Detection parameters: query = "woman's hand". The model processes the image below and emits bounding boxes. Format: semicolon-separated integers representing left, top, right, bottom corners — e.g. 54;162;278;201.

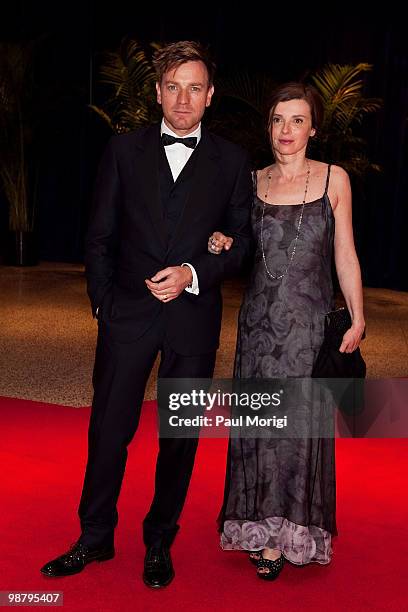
339;323;365;353
208;231;234;255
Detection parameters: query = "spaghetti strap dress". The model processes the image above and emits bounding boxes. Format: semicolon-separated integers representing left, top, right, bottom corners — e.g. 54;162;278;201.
219;165;337;565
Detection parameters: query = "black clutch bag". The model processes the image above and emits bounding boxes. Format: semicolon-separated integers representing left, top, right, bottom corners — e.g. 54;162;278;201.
323;306;366;349
312;307;366;416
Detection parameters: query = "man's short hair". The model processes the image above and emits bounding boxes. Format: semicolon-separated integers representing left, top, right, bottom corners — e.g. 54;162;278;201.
153;40;216;87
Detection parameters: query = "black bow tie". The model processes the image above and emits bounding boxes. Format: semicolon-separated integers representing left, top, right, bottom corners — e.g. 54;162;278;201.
161;133;197;149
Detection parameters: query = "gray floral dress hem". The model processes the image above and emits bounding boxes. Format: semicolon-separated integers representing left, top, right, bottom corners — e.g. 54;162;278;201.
221;517;332;565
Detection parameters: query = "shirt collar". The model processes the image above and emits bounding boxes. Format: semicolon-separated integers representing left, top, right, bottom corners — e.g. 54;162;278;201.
160;119;201;144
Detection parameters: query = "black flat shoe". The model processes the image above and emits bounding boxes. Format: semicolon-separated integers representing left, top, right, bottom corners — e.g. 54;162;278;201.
40;541;115;577
256;554;284;581
143;546;174;588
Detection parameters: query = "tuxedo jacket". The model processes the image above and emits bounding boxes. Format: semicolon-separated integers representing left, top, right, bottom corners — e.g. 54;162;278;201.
85;123;252;355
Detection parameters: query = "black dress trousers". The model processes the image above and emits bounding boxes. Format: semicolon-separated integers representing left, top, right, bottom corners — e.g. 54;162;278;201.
78;313;216;549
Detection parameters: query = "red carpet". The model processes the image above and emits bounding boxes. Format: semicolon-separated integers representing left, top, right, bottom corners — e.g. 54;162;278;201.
0;396;407;612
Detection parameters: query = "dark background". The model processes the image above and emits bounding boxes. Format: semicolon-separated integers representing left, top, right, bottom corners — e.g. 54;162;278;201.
1;3;407;289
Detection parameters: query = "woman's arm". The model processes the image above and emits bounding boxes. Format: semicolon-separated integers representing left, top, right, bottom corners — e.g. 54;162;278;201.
331;165;365;353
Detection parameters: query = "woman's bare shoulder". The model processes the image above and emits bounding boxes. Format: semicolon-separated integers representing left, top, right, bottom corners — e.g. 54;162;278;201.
309;160;348;175
309;160;350;188
329;165;351;194
330;164;349;179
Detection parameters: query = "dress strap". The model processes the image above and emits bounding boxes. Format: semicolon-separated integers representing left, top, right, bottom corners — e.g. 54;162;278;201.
324;164;332;194
251;170;258;200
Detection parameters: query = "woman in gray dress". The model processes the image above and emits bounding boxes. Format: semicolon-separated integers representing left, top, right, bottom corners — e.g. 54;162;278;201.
208;83;365;580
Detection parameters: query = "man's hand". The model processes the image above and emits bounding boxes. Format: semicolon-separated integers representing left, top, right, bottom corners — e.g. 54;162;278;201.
145;266;193;303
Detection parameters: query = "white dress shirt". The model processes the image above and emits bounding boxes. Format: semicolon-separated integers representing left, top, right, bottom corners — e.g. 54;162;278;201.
161;119;201;180
161;119;200;295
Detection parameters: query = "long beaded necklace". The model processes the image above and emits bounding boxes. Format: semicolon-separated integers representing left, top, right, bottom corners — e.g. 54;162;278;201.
260;159;311;280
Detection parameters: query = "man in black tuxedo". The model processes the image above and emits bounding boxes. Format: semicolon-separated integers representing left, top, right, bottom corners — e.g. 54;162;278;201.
40;41;252;587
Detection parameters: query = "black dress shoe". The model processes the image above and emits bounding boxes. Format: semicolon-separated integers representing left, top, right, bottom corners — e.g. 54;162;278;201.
40;541;115;577
143;546;174;588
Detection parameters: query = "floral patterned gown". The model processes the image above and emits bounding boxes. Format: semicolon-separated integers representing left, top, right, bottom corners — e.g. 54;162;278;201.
219;166;337;565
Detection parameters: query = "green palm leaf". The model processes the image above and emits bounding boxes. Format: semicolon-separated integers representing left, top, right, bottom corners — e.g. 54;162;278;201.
91;38;160;133
214;71;276;117
311;63;382;174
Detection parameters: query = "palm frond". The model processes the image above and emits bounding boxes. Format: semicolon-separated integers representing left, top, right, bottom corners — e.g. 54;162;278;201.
91;38;160;134
310;63;382;175
215;70;276;117
88;105;113;129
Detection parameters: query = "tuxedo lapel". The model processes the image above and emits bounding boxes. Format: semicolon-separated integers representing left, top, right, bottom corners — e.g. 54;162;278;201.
166;127;221;253
159;142;174;185
135;124;168;250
